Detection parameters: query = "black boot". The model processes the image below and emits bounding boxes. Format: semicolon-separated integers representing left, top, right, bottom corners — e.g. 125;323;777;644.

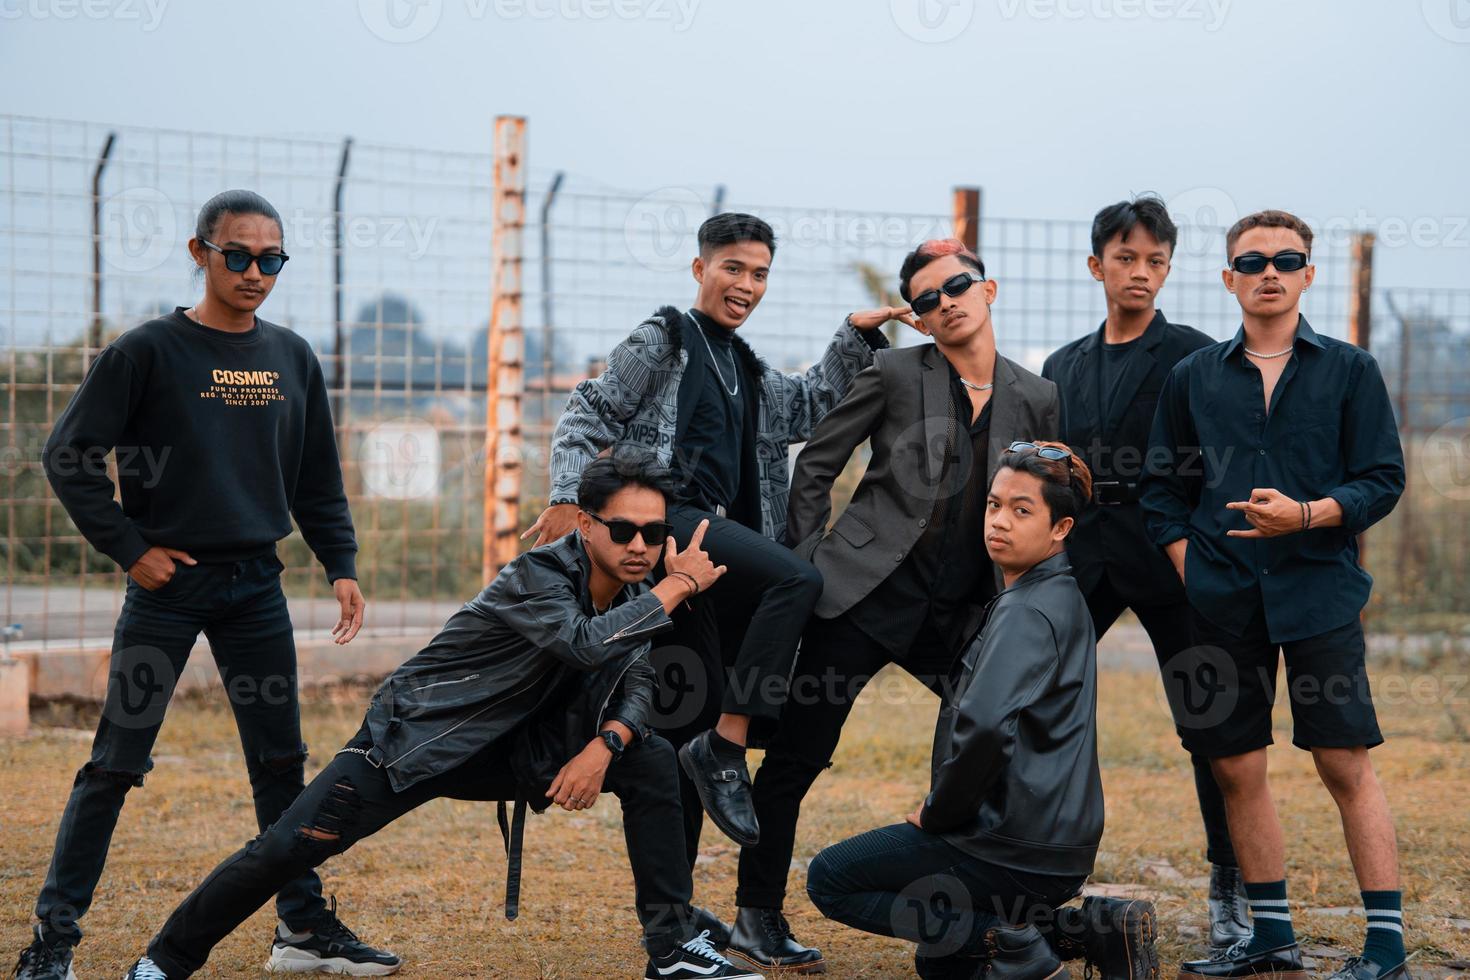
727;907;825;974
678;731;759;846
982;923;1064;980
1048;897;1159;980
1207;865;1252;957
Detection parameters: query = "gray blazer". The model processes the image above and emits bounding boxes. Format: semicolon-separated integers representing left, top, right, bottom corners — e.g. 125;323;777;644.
787;342;1059;620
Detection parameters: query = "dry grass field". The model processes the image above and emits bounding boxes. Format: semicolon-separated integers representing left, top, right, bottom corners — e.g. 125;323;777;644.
3;653;1468;978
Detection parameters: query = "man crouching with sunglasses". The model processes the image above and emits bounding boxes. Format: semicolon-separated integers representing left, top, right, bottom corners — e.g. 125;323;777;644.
123;453;765;980
1143;211;1407;980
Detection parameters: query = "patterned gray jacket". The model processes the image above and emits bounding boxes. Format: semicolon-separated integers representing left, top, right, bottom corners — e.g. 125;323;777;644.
548;305;886;543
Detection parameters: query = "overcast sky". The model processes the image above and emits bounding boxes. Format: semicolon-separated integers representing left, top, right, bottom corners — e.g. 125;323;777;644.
3;0;1468;293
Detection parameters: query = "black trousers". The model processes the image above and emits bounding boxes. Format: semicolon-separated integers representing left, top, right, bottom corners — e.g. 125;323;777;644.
651;504;823;868
146;733;694;978
1084;574;1236;868
737;611;955;909
806;822;1084;980
35;556;324;946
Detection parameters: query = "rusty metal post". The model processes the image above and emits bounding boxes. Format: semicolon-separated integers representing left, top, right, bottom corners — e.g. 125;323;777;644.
952;186;981;254
1348;232;1374;350
1346;233;1376;577
483;116;527;583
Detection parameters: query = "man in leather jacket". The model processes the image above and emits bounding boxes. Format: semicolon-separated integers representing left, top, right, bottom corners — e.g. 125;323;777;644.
122;454;762;980
806;442;1158;980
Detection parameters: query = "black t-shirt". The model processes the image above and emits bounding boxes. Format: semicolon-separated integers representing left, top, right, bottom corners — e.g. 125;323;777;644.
1099;335;1142;423
41;308;357;580
846;368;996;655
679;309;745;513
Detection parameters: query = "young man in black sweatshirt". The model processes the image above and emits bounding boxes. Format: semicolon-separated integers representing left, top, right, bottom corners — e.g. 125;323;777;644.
14;191;392;980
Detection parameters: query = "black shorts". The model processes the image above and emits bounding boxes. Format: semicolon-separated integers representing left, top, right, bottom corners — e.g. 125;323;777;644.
1170;604;1383;758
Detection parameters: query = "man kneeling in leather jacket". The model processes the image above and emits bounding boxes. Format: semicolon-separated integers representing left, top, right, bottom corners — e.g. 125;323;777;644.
806;441;1161;980
122;453;764;980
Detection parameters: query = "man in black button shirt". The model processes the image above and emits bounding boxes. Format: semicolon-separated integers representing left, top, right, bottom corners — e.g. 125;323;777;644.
1142;210;1409;980
1042;197;1246;958
724;239;1059;974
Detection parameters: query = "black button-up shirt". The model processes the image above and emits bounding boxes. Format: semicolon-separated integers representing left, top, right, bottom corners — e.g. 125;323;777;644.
1140;317;1404;643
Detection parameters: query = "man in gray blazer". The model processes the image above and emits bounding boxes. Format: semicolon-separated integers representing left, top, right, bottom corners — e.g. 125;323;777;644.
724;239;1060;975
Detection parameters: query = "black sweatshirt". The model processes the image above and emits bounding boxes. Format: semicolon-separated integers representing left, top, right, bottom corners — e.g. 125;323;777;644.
42;308;357;581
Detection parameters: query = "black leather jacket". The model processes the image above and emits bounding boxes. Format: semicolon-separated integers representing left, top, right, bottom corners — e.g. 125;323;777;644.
360;533;671;793
921;552;1103;876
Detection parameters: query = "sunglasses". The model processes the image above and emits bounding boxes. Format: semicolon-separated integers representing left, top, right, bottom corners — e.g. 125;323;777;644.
585;511;673;547
1008;440;1073;462
910;271;986;316
201;239;290;276
1229;250;1308;275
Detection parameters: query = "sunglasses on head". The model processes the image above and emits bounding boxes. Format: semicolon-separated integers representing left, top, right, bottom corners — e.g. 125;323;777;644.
1229;250;1308;275
1007;440;1076;486
585;511;673;547
910;271;985;316
201;239;290;276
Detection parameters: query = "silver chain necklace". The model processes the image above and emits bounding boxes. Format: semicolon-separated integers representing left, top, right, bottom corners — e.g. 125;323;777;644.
958;377;993;392
693;311;739;397
1243;345;1293;359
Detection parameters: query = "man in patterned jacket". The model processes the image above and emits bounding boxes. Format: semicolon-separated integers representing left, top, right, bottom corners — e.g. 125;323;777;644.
524;212;889;872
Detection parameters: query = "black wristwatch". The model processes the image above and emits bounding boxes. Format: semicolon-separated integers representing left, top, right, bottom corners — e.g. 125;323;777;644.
597;729;625;760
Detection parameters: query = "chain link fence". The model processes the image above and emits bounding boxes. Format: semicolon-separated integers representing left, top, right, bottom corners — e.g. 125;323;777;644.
3;114;1466;650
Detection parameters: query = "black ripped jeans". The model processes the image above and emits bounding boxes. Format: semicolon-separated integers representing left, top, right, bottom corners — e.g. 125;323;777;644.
145;731;695;978
34;555;325;946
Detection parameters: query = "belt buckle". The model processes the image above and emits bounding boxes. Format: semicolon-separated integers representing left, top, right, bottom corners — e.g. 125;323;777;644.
714;505;727;519
1093;481;1125;507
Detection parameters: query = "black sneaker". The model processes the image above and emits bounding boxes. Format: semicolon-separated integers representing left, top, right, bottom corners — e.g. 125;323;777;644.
678;730;759;847
124;956;170;979
727;907;825;974
646;930;765;979
266;898;401;975
12;927;75;980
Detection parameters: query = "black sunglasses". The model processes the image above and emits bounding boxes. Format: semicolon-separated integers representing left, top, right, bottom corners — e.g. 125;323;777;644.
201;239;290;276
1230;250;1308;275
586;511;673;547
1007;440;1073;462
910;271;986;316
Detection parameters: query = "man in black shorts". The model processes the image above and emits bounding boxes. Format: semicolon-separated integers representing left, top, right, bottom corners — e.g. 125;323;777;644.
1143;210;1408;980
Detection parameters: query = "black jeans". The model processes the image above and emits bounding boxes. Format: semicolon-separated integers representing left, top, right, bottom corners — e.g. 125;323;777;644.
737;611;955;909
806;822;1084;979
1084;574;1237;868
146;731;694;977
34;555;324;946
652;504;823;867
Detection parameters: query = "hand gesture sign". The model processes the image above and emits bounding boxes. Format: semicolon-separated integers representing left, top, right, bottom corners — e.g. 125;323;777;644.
1225;488;1302;538
663;518;727;594
848;306;920;333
